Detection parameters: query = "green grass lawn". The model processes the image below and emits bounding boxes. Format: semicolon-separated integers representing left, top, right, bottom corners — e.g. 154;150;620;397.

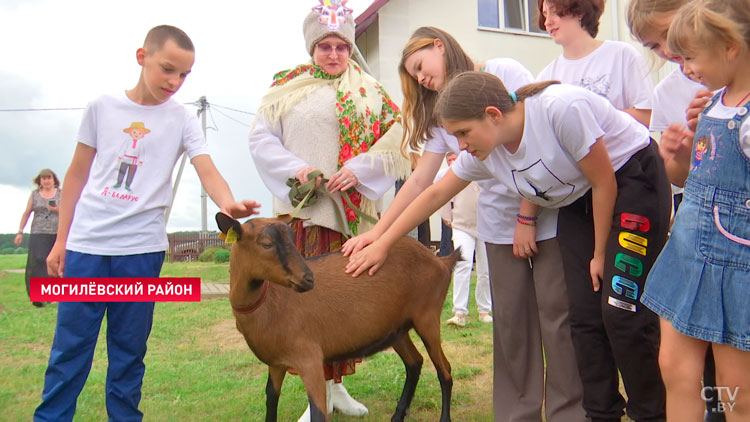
0;253;27;270
0;259;497;421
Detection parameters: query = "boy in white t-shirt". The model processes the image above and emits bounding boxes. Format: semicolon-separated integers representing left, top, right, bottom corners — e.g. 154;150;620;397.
537;0;653;127
35;25;260;422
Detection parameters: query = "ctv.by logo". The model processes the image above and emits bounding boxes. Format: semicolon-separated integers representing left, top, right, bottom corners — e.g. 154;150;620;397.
701;386;740;413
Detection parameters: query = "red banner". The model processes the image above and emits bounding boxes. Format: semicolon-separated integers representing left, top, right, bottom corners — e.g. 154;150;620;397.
29;278;201;302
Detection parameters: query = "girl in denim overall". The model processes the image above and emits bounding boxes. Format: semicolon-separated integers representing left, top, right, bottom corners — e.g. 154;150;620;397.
641;0;750;420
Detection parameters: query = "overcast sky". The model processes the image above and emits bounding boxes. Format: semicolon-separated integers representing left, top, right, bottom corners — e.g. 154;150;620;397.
0;0;376;233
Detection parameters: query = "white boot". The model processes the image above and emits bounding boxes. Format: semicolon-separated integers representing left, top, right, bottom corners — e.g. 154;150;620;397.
329;380;369;416
296;380;334;422
296;405;311;422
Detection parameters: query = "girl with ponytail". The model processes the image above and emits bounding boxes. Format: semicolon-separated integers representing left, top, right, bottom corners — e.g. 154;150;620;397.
347;72;672;422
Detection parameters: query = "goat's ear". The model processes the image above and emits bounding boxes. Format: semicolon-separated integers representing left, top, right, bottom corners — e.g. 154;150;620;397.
215;212;243;240
276;213;309;225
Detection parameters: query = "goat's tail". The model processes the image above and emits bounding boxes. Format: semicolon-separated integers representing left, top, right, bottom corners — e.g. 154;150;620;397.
439;247;463;273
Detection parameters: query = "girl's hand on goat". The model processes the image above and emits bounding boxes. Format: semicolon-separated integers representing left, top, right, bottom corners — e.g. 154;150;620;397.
221;200;262;219
344;241;388;277
341;230;379;257
512;223;538;259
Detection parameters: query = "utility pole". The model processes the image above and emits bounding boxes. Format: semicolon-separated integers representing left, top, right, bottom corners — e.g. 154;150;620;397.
198;96;208;233
164;96;209;232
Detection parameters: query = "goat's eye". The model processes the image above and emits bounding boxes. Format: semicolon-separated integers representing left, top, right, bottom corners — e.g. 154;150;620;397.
260;242;273;250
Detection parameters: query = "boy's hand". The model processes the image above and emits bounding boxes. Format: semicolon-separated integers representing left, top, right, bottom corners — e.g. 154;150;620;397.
221;200;261;219
46;242;66;277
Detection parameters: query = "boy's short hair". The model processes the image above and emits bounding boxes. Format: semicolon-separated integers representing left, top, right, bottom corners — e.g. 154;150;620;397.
143;25;194;53
537;0;605;38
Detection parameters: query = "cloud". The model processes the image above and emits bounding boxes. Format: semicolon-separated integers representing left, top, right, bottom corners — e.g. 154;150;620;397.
0;71;78;187
0;0;374;233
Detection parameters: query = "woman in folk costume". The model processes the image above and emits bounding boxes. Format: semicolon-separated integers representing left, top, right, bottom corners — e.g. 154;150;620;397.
248;5;411;421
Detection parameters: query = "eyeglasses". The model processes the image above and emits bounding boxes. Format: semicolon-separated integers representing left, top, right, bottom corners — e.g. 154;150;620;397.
316;42;351;55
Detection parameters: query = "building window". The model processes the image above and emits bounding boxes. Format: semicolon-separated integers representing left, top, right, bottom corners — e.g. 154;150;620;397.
478;0;546;34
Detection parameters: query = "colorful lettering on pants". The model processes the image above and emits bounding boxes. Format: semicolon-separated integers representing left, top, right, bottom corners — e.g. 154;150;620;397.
610;213;650;312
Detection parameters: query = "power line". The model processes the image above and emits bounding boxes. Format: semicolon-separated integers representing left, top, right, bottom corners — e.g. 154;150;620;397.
206;107;219;132
211;106;251;128
211;103;256;115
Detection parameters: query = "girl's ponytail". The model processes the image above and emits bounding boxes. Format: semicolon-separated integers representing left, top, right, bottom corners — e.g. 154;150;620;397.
436;71;558;121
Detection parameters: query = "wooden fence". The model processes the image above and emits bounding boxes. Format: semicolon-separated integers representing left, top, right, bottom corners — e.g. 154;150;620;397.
167;232;226;262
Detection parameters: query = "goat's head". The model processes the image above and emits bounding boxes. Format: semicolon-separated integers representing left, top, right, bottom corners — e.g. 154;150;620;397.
215;213;314;292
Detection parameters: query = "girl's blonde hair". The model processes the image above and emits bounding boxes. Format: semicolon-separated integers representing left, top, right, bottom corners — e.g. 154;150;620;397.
626;0;691;43
398;27;473;156
668;0;750;59
436;71;559;121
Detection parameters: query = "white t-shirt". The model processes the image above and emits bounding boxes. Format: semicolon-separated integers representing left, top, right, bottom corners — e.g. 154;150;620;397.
423;58;558;244
67;93;209;255
705;89;750;158
536;40;653;110
650;68;706;132
452;84;650;209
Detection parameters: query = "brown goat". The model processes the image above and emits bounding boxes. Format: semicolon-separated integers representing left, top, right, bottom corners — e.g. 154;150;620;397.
216;213;460;422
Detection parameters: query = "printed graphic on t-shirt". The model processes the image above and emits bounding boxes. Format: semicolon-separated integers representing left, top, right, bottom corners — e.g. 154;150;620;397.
114;122;149;191
577;75;611;98
100;121;150;203
511;159;575;206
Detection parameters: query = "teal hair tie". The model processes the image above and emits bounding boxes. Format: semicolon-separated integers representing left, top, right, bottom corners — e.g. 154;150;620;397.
509;91;517;103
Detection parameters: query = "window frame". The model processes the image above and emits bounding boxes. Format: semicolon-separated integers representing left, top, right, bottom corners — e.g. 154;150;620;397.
478;0;550;38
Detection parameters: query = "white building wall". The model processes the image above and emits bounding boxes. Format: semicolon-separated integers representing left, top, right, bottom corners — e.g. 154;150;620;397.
357;0;630;102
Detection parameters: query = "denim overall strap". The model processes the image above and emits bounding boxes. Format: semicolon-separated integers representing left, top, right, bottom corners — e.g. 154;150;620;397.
685;89;750;252
688;91;750;190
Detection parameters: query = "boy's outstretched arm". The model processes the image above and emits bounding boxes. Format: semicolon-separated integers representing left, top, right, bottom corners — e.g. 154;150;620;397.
47;143;96;277
192;155;261;219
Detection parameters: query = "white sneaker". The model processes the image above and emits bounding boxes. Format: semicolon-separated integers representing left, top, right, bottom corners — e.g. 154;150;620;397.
329;380;368;416
446;314;467;326
478;313;493;323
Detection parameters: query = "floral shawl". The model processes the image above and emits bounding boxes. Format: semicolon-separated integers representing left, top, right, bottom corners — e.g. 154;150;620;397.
253;60;410;235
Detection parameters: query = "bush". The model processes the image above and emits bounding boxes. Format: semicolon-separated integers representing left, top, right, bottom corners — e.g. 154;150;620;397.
213;249;230;263
14;247;27;254
198;247;223;262
0;247;15;255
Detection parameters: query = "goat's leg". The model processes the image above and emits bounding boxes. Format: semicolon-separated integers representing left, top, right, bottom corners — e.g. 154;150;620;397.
415;322;452;422
297;362;328;422
390;333;424;422
265;366;286;422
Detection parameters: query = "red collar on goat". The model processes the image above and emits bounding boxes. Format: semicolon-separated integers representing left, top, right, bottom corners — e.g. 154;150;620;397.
231;280;270;314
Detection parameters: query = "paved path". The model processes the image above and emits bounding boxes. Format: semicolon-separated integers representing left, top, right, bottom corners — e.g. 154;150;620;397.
201;282;229;299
